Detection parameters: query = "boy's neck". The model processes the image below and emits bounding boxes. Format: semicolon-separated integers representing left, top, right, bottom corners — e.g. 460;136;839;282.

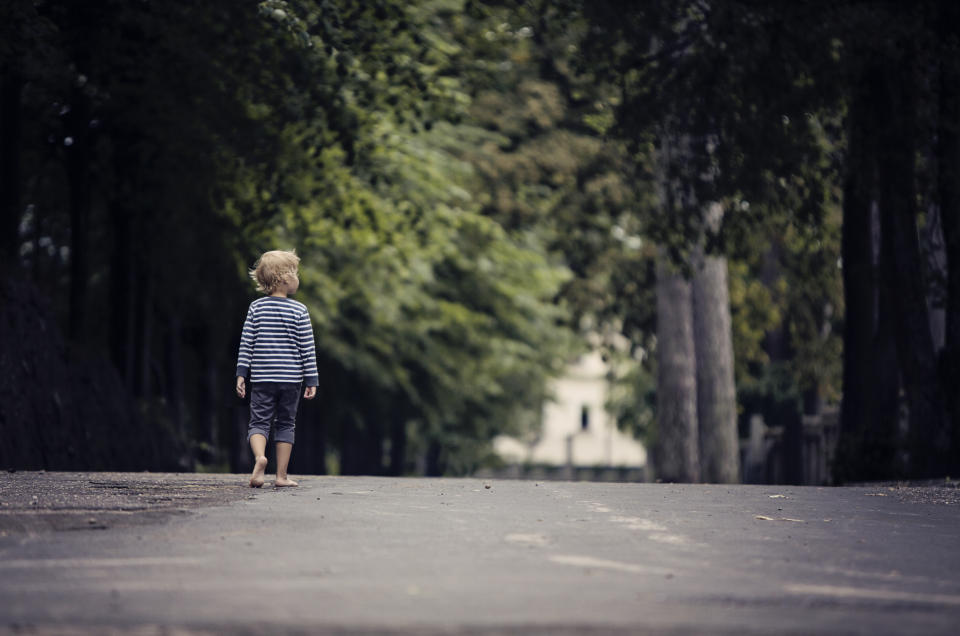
269;292;288;298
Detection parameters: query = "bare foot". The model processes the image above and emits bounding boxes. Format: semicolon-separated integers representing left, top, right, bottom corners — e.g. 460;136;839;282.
249;456;268;488
274;477;299;487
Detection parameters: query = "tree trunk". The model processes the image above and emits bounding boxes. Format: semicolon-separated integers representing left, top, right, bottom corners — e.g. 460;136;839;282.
872;194;903;478
133;261;154;399
109;202;135;385
388;412;407;476
837;69;877;483
878;44;951;478
937;7;960;475
312;405;327;475
425;438;444;477
837;63;903;482
691;205;739;483
655;255;700;482
195;332;219;465
0;65;21;271
65;85;92;341
366;411;384;476
164;313;189;467
339;411;359;474
340;401;383;475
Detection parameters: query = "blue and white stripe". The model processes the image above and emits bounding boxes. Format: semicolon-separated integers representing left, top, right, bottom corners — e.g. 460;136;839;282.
236;296;319;386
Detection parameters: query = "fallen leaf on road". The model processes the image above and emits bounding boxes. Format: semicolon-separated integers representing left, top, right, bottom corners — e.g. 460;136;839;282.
505;533;549;547
755;515;806;522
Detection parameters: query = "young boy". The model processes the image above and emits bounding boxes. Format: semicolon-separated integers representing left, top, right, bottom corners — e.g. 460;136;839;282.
235;250;318;488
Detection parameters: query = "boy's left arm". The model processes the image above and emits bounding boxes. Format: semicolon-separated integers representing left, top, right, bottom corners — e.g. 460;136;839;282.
299;309;319;399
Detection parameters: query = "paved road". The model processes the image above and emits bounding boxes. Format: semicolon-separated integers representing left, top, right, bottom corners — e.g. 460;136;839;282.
1;473;959;635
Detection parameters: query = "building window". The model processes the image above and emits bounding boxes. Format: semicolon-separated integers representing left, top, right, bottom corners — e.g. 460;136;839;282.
580;405;590;431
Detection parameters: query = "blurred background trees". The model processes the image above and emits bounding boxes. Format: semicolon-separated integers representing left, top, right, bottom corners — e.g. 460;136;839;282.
1;0;957;482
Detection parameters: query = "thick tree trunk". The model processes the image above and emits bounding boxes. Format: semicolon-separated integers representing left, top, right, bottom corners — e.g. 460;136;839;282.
921;204;947;353
691;205;739;483
133;262;154;399
652;129;700;483
164;314;188;465
873;210;902;478
838;71;877;483
937;9;960;475
110;202;135;385
655;256;700;482
0;66;21;271
837;65;902;482
878;45;951;478
65;86;92;341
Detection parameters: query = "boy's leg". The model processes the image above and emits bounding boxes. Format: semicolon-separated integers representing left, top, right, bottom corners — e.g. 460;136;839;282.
273;384;301;487
247;383;277;488
249;434;268;488
275;442;296;486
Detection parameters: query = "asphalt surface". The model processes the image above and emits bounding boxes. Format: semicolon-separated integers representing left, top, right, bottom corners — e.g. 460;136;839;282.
1;472;959;635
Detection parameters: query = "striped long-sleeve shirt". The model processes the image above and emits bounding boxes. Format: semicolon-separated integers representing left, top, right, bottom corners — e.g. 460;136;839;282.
236;296;319;386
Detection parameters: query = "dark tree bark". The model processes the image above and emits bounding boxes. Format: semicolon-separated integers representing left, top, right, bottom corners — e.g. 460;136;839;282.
388;411;407;476
132;260;154;399
311;404;327;475
877;43;951;478
425;438;444;477
62;1;99;341
873;234;902;477
655;256;700;482
339;397;384;475
365;406;384;476
937;5;960;474
0;66;21;272
65;84;92;341
836;63;902;483
109;202;135;385
339;412;359;474
838;70;877;482
196;332;219;460
164;314;188;464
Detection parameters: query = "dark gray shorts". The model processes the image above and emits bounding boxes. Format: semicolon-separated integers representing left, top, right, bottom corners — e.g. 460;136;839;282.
248;382;301;444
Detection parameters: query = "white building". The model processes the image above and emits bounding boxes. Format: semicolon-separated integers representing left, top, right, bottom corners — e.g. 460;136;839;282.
493;350;647;473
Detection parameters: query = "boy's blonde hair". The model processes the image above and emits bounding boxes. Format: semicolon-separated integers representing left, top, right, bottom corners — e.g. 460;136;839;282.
250;250;300;294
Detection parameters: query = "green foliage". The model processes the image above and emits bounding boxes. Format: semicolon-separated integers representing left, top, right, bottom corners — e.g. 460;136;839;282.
737;362;803;438
606;352;657;447
240;0;577;473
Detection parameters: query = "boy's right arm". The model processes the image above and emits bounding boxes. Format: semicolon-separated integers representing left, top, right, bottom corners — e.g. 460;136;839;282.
236;305;256;395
